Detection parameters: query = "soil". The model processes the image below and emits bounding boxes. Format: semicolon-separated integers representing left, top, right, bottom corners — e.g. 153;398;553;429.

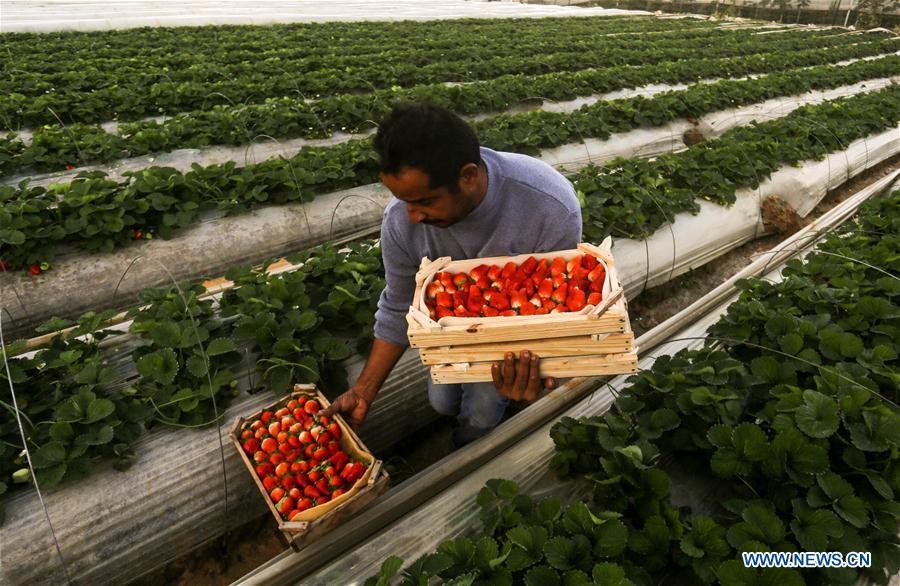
132;155;900;585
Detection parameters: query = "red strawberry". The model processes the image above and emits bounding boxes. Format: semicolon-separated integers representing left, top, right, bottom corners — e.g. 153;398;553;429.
453;305;468;317
134;230;143;240
437;306;454;319
308;469;322;483
426;281;444;299
529;295;542;308
566;255;582;275
316;478;329;494
501;261;517;279
469;264;489;282
500;310;518;316
278;442;293;456
523;280;535;297
509;290;528;310
567;288;586;311
467;285;484;314
531;259;549;283
275;407;290;418
538;279;553;299
437;272;453;288
317;494;332;505
282;475;297;490
520;256;538;276
550;257;566;277
551;305;569;314
588;264;606;283
304;485;322;499
475;276;491;290
329;474;344;488
243;438;259;454
297;498;314;512
583;254;599;270
543;299;557;311
435;292;453;308
331;488;346;499
289;487;302;501
587;292;602;306
304;400;321;415
296;473;310;487
28;264;42;276
488;291;509;311
453;273;469;288
305;444;318;459
487;265;502;282
483;306;500;317
552;273;567;288
263;476;279;491
261;437;277;453
275;462;290;477
277;497;296;516
590;278;603;293
520;301;536;316
260;411;274;423
256;463;273;477
551;283;568;304
327;422;341;439
313;446;329;461
329;451;349;472
453;289;468;307
270;487;285;502
535;307;549;315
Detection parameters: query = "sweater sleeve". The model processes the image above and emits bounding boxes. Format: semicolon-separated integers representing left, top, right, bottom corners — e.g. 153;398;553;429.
373;219;418;348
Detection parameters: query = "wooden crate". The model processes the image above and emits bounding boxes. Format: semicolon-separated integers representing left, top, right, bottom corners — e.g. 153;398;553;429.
406;243;638;384
229;383;389;551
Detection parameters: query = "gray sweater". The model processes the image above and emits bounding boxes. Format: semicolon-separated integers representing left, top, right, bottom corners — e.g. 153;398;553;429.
374;147;583;347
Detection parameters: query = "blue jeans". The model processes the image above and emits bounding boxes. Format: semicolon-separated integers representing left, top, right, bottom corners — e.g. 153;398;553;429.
427;378;509;447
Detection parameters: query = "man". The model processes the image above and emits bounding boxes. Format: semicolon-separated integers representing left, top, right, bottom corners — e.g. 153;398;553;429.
323;102;582;446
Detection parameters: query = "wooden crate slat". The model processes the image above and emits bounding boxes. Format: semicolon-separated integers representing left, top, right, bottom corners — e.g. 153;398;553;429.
418;332;634;365
430;352;639;384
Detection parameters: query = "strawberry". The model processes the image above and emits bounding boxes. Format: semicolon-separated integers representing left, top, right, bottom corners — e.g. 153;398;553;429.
269;453;285;465
509;290;528;311
551;304;569;314
467;285;484;314
328;474;344;488
469;264;489;282
308;469;322;483
551;283;568;304
500;310;518;316
304;400;321;415
316;478;329;494
531;259;549;283
263;476;279;492
329;451;349;472
543;299;557;311
292;407;305;421
588;264;606;283
331;488;346;499
520;301;536;316
275;407;290;418
453;273;469;288
277;431;289;444
590;278;603;293
317;494;332;505
501;261;517;279
453;305;469;317
535;307;549;315
475;276;491;290
437;306;454;319
437;272;453;288
254;427;267;440
288;487;302;501
550;257;566;277
433;291;452;309
298;430;313;444
566;255;582;275
587;292;602;306
305;444;318;459
243;438;259;454
278;442;293;456
520;256;538;276
488;291;509;311
275;462;290;477
256;463;273;477
537;279;553;299
529;295;542;308
270;487;286;502
297;497;314;512
134;230;143;240
426;281;444;300
313;446;329;461
552;273;567;288
568;287;587;312
250;420;263;430
317;431;332;445
295;474;310;487
304;485;322;499
288;509;304;521
523;280;535;297
268;421;281;436
260;411;274;423
327;422;341;439
583;254;599;270
28;264;42;276
286;399;299;410
487;265;502;282
261;437;277;453
483;306;500;317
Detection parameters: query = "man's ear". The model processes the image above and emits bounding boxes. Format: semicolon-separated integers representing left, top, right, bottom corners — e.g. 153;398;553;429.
458;162;480;188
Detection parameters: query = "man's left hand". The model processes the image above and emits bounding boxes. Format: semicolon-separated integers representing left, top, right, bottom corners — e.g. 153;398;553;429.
491;350;557;402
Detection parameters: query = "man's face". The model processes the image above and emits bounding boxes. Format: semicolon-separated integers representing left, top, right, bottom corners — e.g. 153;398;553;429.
381;165;480;229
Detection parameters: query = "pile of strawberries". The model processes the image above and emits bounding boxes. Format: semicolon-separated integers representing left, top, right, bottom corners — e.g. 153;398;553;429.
239;395;368;521
424;253;605;319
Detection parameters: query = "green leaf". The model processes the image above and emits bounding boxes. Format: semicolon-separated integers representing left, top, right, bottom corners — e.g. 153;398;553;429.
49;421;75;443
85;398;115;423
544;536;578;571
32;441;66;469
186;354;209;378
591;562;630;585
76;424;114;446
733;423;769;461
794;390;839;439
136;348;179;386
149;320;183;348
206;337;236;356
562;569;591;586
779;333;804;355
834;495;868;528
34;462;67;489
817;472;853;500
524;565;560;586
593;519;628;558
790;507;843;551
751;356;781;383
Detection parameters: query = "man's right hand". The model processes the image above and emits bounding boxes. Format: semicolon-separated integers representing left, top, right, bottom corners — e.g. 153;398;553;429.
321;388;371;431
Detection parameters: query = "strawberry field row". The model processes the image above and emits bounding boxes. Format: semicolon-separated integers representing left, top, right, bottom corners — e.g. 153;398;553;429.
0;242;385;522
366;189;900;586
2;25;750;102
4;38;896;178
2;16;714;64
2;28;880;128
2;58;897;271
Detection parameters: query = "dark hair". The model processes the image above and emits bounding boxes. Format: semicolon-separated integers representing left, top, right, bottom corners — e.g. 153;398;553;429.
373;102;481;192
